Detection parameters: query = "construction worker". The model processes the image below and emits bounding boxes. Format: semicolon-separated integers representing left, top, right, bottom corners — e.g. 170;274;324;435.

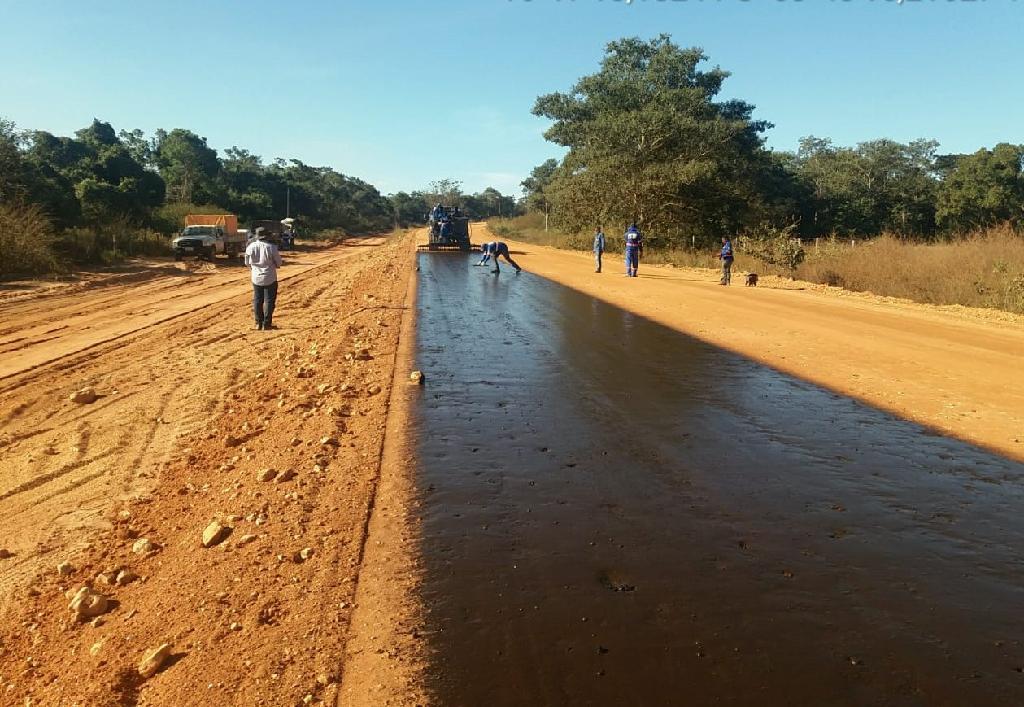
624;222;643;277
593;226;605;273
474;241;495;266
244;227;283;330
479;241;521;274
719;236;734;285
439;218;453;242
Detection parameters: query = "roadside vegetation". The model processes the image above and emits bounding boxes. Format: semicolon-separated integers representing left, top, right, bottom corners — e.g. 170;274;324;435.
492;214;1024;314
506;34;1024;314
0;119;517;276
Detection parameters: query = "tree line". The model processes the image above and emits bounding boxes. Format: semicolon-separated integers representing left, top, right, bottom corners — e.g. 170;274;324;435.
0;117;520;264
522;35;1024;246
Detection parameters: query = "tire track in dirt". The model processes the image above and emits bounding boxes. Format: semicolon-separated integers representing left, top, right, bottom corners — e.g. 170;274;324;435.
0;240;383;382
0;239;388;603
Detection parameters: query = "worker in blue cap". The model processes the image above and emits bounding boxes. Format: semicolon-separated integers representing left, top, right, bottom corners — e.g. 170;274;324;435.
624;222;643;277
476;241;521;274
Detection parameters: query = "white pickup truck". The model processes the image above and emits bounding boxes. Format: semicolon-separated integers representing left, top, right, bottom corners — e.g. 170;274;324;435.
172;214;246;261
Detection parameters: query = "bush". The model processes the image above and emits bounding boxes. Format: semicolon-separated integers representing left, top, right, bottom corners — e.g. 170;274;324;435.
738;223;805;276
0;202;63;276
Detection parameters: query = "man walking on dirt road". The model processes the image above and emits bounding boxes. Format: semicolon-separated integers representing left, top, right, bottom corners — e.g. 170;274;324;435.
244;227;283;330
719;236;735;286
624;223;643;277
593;226;606;273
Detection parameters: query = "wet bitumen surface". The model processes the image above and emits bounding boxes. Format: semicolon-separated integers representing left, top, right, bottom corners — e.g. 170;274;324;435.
410;253;1024;707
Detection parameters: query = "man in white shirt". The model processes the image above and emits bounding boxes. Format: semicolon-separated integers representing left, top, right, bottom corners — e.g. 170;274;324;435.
244;228;284;330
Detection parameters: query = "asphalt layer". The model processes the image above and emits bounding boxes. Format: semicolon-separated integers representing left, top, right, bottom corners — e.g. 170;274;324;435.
411;253;1024;707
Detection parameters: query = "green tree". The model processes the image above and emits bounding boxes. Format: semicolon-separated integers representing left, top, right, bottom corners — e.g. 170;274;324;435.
533;35;773;244
390;191;430;226
426;178;463;207
936;143;1024;231
156;129;221;204
521;159;558;213
0;118;34;203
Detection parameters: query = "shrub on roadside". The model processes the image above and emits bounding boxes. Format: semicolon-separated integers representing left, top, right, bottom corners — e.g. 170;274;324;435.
0;202;63;276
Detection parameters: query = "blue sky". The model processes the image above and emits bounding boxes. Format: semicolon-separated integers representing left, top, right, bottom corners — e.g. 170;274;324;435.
1;0;1020;195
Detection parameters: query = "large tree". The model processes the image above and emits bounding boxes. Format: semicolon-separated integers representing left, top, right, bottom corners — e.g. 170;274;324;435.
155;129;221;204
936;143;1024;231
533;35;773;243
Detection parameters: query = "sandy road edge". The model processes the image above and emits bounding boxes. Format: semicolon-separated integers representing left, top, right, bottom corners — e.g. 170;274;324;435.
337;245;431;705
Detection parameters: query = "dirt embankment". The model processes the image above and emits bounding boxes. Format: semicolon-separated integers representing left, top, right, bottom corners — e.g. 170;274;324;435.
491;229;1024;463
0;233;416;705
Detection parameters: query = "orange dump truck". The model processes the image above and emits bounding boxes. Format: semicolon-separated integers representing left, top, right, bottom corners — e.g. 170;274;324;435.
172;214;246;261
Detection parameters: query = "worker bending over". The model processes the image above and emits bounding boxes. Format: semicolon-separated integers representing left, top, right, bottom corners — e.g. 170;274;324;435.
477;241;522;274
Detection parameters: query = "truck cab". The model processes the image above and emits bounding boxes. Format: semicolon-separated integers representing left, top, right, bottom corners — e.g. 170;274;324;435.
172;214;245;261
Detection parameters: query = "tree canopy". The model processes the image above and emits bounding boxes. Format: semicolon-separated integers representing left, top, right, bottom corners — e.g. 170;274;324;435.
527;35;1024;243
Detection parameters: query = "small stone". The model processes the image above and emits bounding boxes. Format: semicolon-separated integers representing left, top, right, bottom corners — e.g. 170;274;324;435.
223;435;242;448
90;640;104;656
229;622;242;631
236;534;258;547
69;387;98;404
56;561;75;576
138;643;172;679
202;521;231;548
366;384;382;396
320;436;339;447
115;569;139;586
299;547;314;561
132;538;157;555
257;468;277;483
409;371;425;385
69;587;109;620
0;549;13;559
275;469;296;483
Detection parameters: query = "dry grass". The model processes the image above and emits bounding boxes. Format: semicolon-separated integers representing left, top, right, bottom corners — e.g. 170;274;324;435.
491;216;1024;314
0;202;63;276
797;229;1024;313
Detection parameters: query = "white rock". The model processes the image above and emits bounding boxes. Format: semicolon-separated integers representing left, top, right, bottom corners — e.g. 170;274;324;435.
69;387;98;404
68;587;109;620
202;521;231;548
132;538;157;555
138;643;172;679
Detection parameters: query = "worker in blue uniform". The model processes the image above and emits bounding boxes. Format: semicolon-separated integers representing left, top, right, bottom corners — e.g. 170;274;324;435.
476;241;521;274
719;236;735;285
438;218;453;244
624;223;643;277
475;241;495;266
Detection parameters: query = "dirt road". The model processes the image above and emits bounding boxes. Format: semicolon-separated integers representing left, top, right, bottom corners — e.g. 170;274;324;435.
490;232;1024;463
0;235;416;705
0;242;381;380
350;251;1023;706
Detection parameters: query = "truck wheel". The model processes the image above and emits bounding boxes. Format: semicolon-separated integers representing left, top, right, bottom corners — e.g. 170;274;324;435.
205;247;216;261
174;253;182;262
